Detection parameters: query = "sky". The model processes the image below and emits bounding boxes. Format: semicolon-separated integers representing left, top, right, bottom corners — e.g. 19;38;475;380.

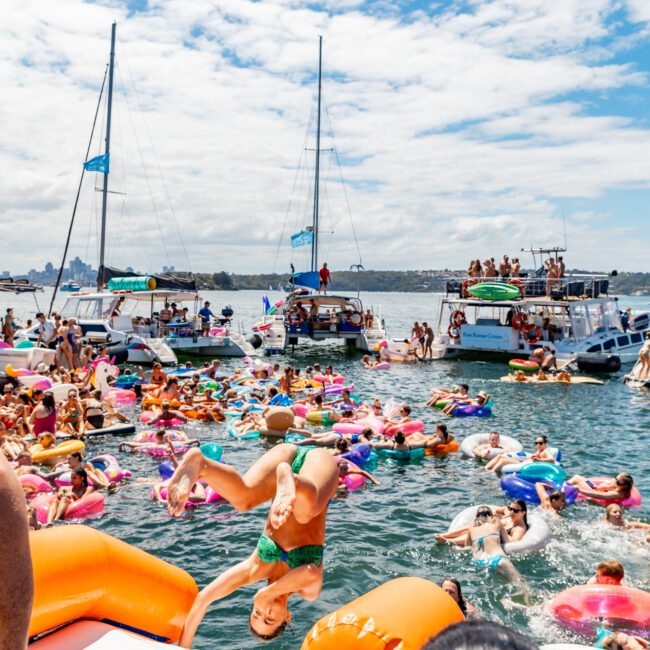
1;0;650;275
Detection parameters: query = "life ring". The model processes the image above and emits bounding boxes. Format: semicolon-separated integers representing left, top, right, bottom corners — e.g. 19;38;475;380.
508;278;525;296
461;279;476;298
511;312;528;331
346;311;363;327
288;310;304;327
447;324;461;340
524;324;541;344
450;310;466;327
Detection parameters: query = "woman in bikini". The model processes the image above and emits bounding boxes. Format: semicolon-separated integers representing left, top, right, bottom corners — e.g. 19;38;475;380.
165;444;339;646
436;506;524;586
59;390;84;437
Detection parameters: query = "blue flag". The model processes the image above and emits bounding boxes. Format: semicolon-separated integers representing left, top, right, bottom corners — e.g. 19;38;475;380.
291;230;313;248
83;153;110;173
262;295;271;314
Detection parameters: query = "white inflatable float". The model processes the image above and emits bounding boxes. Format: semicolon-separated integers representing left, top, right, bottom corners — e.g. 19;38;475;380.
447;504;550;555
460;433;523;459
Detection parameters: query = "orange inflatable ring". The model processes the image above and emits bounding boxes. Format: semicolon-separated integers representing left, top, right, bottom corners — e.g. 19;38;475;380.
450;310;466;327
511;312;528;331
425;439;460;455
301;577;464;649
29;525;198;643
524;324;542;344
447;324;461;340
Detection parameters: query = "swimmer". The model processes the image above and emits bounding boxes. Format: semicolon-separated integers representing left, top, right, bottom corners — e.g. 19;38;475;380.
337;459;380;492
534;483;567;516
600;632;649;650
586;560;629;586
485;435;554;472
440;578;481;620
473;431;507;459
167;444;339;646
603;504;650;542
370;430;426;453
568;472;634;503
147;400;188;425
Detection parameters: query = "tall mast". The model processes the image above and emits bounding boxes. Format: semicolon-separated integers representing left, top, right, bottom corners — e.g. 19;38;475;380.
310;35;322;273
98;21;116;291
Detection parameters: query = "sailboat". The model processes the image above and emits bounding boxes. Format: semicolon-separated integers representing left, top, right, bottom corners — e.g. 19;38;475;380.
18;23;258;361
258;37;386;354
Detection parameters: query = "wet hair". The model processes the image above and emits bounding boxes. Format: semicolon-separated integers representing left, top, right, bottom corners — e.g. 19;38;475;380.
473;505;494;526
460;383;469;391
615;472;633;497
510;499;529;530
596;560;624;581
335;438;349;452
342;409;353;418
69;452;83;462
72;467;89;488
605;503;623;521
314;395;323;406
394;431;406;444
436;423;449;441
268;387;278;397
421;620;539;650
549;490;566;504
402;405;411;415
535;434;548;444
440;577;467;615
249;619;287;641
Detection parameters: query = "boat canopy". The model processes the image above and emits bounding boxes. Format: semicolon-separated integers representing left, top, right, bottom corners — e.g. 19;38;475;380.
98;265;197;292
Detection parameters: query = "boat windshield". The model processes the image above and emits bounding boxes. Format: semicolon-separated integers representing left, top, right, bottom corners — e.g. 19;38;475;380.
61;295;120;319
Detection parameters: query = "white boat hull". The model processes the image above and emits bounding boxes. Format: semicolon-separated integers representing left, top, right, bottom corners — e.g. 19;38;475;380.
0;347;57;374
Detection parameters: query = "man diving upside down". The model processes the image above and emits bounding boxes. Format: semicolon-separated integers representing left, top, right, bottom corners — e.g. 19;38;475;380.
165;444;339;646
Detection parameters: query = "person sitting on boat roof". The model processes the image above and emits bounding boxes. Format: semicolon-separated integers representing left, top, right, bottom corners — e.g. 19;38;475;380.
198;301;214;335
318;262;330;295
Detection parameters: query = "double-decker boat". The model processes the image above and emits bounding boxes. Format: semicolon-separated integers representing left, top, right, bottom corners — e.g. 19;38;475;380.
431;271;648;364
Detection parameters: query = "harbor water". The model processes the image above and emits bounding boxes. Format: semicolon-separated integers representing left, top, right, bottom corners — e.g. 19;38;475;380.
4;289;649;648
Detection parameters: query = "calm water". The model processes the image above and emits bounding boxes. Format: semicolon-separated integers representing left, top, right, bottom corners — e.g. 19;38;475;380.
5;289;650;648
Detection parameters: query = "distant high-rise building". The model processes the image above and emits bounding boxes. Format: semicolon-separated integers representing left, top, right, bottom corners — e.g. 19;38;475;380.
45;262;54;274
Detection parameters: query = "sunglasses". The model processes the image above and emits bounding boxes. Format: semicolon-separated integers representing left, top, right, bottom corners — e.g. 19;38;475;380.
535;441;545;445
508;506;522;513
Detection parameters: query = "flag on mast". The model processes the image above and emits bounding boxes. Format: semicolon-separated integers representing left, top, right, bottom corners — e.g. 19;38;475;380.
83;153;110;173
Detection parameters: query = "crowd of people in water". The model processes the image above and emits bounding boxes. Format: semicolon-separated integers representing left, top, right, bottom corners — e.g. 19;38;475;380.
1;291;649;648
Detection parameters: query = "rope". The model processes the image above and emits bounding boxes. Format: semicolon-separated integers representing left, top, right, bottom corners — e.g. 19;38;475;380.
48;64;109;317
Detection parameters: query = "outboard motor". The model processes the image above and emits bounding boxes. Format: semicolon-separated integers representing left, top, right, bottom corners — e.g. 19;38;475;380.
105;343;130;365
221;305;234;319
247;334;264;350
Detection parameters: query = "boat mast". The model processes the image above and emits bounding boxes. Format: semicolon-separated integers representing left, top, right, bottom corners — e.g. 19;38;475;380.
310;35;322;274
98;21;116;291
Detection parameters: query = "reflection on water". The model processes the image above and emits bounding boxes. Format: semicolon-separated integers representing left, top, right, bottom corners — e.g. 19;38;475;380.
3;289;649;649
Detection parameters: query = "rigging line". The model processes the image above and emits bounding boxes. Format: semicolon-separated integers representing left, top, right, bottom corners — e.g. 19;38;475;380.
324;102;362;265
272;89;318;274
48;64;108;317
107;78;127;262
118;39;192;274
115;64;172;267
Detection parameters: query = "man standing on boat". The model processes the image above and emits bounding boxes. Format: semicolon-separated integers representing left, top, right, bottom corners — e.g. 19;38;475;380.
198;301;215;335
319;263;330;295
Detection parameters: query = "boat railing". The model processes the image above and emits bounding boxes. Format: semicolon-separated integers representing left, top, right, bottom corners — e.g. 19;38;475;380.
444;273;610;300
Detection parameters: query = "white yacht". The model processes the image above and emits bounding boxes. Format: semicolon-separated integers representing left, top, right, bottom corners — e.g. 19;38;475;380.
431;273;648;364
259;292;386;353
18;289;257;363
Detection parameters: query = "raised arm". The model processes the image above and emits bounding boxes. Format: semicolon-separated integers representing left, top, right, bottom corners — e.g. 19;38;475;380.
179;556;259;648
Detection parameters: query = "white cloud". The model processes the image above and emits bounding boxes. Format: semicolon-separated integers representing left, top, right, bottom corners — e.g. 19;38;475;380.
0;0;649;277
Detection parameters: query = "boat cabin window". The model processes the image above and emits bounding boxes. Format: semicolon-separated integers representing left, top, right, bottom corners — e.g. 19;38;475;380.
631;332;643;344
616;335;630;347
569;304;591;339
587;344;602;353
587;301;622;333
603;339;615;351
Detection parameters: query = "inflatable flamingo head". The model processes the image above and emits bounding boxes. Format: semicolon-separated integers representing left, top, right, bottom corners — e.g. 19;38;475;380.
92;361;120;392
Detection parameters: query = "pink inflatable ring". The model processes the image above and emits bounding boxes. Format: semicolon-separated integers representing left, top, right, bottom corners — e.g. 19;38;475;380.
577;476;642;508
